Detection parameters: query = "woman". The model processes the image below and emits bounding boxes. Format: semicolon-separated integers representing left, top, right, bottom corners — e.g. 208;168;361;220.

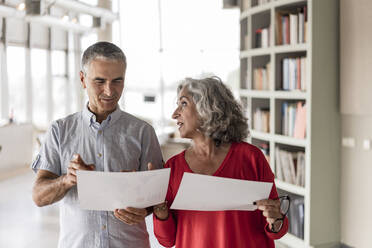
153;77;288;248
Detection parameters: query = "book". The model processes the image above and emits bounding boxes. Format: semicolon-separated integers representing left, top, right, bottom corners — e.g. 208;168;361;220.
275;147;284;181
289;13;298;44
293;102;306;139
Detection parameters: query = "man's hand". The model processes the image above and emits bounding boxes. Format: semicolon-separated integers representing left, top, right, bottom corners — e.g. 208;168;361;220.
114;162;157;225
114;207;148;225
255;199;283;232
63;154;95;189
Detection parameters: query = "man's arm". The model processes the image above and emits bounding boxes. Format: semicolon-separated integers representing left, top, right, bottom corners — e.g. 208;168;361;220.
32;154;95;207
32;169;73;207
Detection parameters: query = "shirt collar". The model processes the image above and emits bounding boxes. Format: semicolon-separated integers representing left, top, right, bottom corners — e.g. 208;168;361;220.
82;102;121;128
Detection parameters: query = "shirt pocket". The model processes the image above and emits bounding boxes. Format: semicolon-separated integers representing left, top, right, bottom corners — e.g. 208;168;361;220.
107;135;142;172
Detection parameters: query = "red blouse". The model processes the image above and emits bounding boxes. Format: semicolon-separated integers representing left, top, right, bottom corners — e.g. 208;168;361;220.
154;142;288;248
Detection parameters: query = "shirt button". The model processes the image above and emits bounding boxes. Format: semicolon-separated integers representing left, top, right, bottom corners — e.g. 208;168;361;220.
98;153;102;157
102;225;106;230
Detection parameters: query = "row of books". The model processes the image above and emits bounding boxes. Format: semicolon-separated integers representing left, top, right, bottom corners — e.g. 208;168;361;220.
288;195;305;239
275;147;305;187
253;62;271;90
253;108;270;133
281;101;306;139
282;56;307;91
255;26;270;48
275;6;308;45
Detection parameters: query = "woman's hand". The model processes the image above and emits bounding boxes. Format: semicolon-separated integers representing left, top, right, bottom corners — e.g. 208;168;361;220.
255;199;284;232
153;201;169;220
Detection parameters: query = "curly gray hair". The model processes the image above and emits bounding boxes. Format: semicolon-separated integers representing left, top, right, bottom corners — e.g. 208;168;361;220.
177;77;249;146
81;41;126;73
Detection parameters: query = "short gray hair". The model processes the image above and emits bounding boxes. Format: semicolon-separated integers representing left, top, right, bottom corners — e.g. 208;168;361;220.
81;41;126;72
178;77;248;146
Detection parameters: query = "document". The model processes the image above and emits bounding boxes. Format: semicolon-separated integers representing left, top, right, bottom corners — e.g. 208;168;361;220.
170;173;273;211
77;168;170;211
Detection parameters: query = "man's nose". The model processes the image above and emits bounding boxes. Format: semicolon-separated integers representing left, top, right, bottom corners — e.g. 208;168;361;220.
103;82;114;96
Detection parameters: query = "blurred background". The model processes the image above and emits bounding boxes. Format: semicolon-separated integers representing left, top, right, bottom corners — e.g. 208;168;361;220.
0;0;371;247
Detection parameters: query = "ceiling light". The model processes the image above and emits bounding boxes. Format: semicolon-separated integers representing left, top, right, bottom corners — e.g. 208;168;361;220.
17;2;26;11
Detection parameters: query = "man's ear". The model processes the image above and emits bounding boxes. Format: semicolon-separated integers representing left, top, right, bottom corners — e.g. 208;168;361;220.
80;71;87;89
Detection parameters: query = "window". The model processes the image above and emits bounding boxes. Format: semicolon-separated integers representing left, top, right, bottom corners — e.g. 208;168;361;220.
7;46;27;123
31;48;48;129
52;50;67;120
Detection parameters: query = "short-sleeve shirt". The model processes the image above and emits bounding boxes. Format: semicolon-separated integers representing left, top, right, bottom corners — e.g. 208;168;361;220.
32;104;163;248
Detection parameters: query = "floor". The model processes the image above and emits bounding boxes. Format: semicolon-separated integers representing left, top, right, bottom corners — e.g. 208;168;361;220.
0;170;164;248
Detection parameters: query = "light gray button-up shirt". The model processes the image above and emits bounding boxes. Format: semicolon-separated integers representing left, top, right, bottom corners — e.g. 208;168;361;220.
32;104;163;248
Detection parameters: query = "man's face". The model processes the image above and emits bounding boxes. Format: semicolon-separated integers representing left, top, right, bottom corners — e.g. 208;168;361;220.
80;59;126;117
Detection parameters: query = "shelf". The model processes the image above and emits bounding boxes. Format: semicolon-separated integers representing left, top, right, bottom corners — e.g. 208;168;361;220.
273;134;307;147
240;44;308;58
274;91;307;100
240;47;272;58
274;43;309;53
240;89;274;98
250;130;272;141
276;233;306;248
275;179;306;196
240;90;307;100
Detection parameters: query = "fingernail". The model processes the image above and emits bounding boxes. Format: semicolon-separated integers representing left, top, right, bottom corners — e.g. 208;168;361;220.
73;154;78;159
253;201;257;205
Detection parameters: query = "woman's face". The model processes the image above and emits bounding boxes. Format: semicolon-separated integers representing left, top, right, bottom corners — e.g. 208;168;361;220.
172;88;200;139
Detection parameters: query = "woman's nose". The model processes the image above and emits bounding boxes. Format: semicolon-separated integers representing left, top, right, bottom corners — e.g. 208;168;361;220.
172;107;180;119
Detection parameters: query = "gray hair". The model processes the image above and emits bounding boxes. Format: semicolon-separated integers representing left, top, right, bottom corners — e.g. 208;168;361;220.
178;77;249;146
81;41;126;72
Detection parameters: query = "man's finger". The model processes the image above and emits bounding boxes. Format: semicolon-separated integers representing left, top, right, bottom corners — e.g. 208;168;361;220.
114;210;134;225
70;162;94;171
126;207;147;217
120;169;136;172
115;209;142;224
71;154;81;163
68;167;77;176
147;162;155;171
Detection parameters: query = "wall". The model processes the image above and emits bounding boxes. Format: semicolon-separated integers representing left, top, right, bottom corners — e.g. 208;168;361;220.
340;1;372;247
340;116;372;247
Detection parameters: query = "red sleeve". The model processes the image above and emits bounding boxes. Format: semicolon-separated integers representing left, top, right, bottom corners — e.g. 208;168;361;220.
257;148;289;239
153;159;178;247
153;209;177;247
265;216;289;239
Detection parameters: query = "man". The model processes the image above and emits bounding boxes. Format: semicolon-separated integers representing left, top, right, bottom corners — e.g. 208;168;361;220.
32;41;163;248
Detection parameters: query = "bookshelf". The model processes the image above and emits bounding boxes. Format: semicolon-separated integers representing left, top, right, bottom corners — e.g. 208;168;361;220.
239;0;340;247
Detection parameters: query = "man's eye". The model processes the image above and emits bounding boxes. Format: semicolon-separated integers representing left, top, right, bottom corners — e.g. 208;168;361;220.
181;101;187;107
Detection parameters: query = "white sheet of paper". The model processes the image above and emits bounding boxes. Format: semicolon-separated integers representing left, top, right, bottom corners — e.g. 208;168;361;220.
77;168;170;211
170;173;273;211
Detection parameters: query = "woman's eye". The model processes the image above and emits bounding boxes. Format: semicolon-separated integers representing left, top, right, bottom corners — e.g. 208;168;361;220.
181;101;187;107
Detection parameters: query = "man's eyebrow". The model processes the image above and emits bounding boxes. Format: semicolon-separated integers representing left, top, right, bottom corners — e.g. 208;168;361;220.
112;77;124;81
93;77;105;81
179;96;189;101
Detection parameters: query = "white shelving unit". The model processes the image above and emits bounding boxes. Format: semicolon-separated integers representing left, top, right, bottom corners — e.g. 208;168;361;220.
239;0;340;247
